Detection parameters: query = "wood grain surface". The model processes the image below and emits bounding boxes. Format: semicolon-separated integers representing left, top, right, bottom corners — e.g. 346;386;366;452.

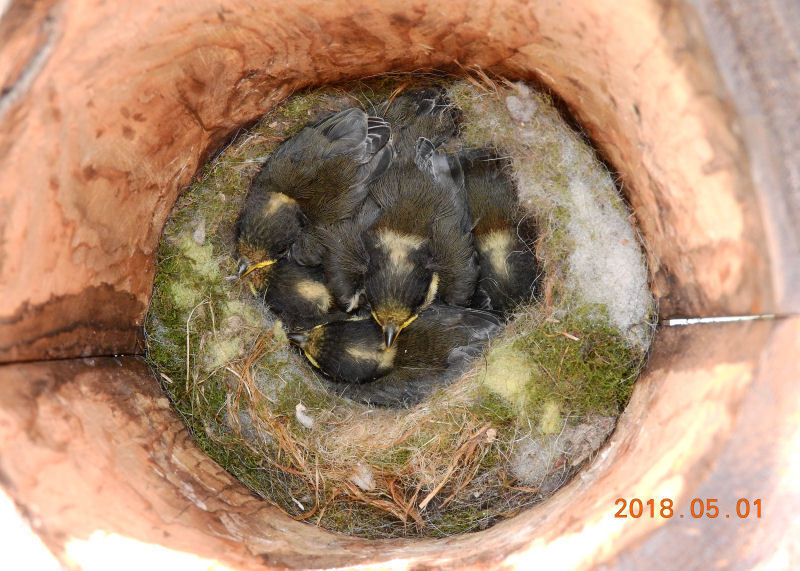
0;0;791;363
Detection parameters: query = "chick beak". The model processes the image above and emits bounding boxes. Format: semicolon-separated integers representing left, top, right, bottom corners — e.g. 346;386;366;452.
238;258;276;279
383;322;399;349
287;332;309;348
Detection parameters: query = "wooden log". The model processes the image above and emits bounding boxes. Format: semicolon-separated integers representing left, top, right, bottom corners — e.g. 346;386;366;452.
0;0;798;567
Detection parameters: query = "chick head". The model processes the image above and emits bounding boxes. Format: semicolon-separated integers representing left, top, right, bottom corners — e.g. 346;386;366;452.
364;230;439;348
287;319;396;384
235;191;304;289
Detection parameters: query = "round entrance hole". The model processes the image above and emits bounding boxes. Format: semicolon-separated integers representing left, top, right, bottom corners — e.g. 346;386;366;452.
1;1;798;568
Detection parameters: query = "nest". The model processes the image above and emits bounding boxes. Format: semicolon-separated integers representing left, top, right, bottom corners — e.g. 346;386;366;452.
145;72;655;538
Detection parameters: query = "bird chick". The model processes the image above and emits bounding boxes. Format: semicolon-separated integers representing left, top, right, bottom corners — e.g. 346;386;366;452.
248;107;394;266
346;304;501;407
364;138;481;345
314;198;379;312
242;257;345;330
290;305;501;408
462;150;541;313
414;137;479;306
235;190;305;278
363;161;450;347
377;86;458;164
288;318;395;384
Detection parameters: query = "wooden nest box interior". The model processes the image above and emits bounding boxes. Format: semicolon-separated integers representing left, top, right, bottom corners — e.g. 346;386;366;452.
1;0;798;568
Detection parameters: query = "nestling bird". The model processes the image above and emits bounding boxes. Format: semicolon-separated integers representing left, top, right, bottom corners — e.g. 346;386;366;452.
314;199;379;312
287;318;393;383
237;106;394;274
363;135;480;347
288;304;501;407
241;257;347;330
235;190;305;278
362;161;448;348
461;149;541;313
414;137;479;306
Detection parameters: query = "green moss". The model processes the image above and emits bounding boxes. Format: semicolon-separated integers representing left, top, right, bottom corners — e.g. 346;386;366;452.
270;320;288;343
317;501;401;539
470;389;518;425
281;91;326;125
204;336;245;370
368;446;413;469
223;300;263;327
483;304;641;421
168;282;203;310
271;367;340;418
433;506;494;535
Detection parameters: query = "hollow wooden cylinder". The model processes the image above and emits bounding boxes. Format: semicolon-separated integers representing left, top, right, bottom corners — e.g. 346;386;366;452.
1;0;798;568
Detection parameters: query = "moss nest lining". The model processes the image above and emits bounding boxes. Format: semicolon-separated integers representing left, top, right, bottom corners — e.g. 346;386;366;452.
145;74;655;538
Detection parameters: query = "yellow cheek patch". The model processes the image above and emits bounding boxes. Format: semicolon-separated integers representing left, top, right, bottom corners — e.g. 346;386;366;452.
421;272;439;310
479;230;515;278
400;313;418;330
262;192;296;217
295;280;332;312
345;345;397;370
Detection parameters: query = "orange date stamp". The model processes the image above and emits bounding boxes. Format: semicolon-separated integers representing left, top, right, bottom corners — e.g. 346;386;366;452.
614;498;762;519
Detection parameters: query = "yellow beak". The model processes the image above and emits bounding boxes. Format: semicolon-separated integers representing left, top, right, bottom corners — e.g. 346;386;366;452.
239;259;276;279
377;313;418;349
